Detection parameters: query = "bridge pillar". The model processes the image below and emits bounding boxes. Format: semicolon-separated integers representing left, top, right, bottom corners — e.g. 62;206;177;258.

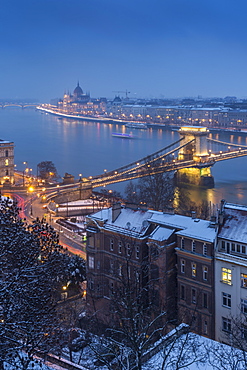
176;126;214;187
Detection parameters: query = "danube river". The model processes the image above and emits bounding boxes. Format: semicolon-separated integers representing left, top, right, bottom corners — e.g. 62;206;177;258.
1;107;247;207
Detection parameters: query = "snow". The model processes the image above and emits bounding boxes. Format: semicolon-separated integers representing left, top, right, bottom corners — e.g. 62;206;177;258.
149;226;175;242
219;202;247;243
88;206;217;242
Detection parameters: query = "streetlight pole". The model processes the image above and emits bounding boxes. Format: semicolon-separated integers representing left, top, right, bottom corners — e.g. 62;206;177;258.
79;173;82;199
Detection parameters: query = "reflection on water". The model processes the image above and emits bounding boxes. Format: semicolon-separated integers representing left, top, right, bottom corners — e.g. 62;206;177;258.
1;108;247;206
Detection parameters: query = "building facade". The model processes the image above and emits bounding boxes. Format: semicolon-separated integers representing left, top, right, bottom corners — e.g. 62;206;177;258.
215;201;247;344
86;203;217;338
0;139;14;185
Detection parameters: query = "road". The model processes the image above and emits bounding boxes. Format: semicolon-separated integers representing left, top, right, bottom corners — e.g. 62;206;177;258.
4;190;86;260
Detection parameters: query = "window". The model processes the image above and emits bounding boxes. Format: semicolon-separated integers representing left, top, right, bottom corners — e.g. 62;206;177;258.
118;264;122;277
241;273;247;288
5;159;8;166
203;266;208;281
237;244;241;253
191;288;196;304
242;245;246;254
110;260;114;274
127;243;131;256
192;263;196;277
192;240;196;253
203;243;207;256
222;292;231;308
241;299;247;314
136;245;140;259
88;256;94;269
118;241;122;254
5;150;8;157
204;320;208;334
222;317;231;332
221;240;225;250
181;259;185;273
231;243;235;252
181;238;185;249
181;285;185;300
96;260;100;269
203;293;208;308
110;239;114;251
221;267;232;285
241;325;247;340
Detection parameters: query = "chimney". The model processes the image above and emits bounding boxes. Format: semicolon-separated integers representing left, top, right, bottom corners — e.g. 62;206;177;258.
112;202;122;222
191;211;196;219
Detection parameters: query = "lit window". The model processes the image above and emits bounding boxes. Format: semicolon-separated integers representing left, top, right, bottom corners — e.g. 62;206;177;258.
192;263;196;277
241;299;247;314
203;266;208;281
5;159;8;166
222;292;231;308
222;317;231;332
203;244;207;256
88;256;94;269
110;239;114;251
221;267;232;285
181;259;185;273
241;273;247;288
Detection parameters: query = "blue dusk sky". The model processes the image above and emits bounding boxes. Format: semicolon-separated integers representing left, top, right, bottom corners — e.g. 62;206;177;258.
1;0;247;102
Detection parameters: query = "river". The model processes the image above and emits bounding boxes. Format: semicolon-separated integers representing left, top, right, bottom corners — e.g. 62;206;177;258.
1;107;247;207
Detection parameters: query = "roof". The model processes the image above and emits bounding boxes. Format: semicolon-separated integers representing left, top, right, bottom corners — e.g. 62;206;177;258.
88;206;217;243
218;202;247;243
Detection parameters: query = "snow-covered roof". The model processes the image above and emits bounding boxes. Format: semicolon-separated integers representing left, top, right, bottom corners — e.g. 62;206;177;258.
88;207;217;242
218;203;247;243
149;226;175;242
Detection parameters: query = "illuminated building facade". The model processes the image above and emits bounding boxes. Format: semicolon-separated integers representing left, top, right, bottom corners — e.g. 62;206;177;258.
0;139;14;185
215;201;247;344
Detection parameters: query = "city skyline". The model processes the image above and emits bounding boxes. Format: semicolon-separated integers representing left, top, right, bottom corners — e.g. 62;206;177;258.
2;0;247;102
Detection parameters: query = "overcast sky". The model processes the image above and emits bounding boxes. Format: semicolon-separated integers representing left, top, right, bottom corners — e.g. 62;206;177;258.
1;0;247;102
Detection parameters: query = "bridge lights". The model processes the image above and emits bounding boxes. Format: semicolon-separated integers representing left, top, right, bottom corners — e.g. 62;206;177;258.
209;150;212;156
239;147;242;151
228;146;231;151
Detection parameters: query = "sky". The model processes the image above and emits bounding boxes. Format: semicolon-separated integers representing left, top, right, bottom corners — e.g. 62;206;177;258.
1;0;247;102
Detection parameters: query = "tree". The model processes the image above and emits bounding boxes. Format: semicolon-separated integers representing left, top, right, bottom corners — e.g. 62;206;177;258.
0;198;66;369
125;171;174;211
37;161;58;181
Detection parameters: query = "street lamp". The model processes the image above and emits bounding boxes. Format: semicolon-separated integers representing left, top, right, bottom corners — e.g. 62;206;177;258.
28;186;34;216
79;173;83;199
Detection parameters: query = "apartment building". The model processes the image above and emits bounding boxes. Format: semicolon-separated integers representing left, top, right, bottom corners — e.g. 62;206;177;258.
215;201;247;344
86;203;217;338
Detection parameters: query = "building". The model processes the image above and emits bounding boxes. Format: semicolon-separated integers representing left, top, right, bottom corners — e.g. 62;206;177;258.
0;139;14;185
57;82;107;116
86;203;217;338
215;201;247;344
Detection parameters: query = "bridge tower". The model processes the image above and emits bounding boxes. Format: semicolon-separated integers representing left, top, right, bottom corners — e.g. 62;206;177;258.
176;126;214;187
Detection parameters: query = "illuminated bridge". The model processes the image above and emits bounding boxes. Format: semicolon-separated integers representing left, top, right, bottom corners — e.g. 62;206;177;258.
75;126;247;189
0;103;37;108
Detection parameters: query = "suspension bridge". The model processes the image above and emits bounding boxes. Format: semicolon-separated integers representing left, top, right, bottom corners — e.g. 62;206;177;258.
82;126;247;189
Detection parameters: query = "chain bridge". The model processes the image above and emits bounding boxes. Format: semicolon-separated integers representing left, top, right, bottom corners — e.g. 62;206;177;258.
80;126;247;189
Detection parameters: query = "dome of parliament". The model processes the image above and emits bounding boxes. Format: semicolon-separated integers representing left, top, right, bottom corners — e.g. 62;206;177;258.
74;82;83;96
